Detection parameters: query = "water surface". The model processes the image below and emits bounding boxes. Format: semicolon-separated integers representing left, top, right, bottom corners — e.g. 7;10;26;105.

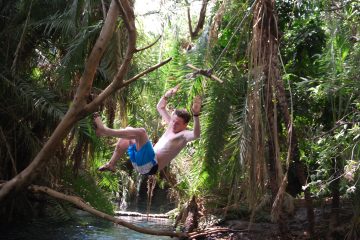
1;210;174;240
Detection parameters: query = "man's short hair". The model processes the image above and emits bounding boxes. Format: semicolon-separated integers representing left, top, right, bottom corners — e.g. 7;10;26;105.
174;109;191;124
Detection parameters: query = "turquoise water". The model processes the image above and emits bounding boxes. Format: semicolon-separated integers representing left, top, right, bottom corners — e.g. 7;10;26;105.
1;210;175;240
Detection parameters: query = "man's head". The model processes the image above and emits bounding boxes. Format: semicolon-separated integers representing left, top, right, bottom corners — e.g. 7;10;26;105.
171;109;191;133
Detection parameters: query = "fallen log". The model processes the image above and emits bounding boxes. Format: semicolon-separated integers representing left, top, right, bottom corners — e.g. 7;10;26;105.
21;183;252;239
28;185;188;239
115;211;169;219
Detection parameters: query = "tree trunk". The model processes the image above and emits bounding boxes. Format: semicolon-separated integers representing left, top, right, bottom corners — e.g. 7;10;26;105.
184;196;199;232
250;0;309;237
0;0;120;202
266;101;289;236
174;196;199;233
0;0;171;203
187;0;208;40
328;157;342;239
276;79;315;236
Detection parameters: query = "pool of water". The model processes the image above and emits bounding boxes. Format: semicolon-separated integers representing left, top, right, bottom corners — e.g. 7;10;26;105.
1;210;175;240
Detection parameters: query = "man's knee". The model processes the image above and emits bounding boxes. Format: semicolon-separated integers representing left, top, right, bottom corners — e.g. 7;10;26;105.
115;139;130;151
136;128;147;137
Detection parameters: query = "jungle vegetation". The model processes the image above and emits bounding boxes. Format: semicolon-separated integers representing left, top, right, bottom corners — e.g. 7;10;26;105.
0;0;359;239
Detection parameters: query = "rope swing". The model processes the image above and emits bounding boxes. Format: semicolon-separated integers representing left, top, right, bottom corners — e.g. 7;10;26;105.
186;64;223;83
186;1;256;84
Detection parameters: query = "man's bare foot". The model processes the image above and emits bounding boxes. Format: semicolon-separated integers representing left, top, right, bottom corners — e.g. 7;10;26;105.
92;112;106;136
98;163;116;172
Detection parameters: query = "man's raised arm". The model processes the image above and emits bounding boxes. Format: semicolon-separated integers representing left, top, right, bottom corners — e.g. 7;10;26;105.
156;85;180;124
184;96;202;141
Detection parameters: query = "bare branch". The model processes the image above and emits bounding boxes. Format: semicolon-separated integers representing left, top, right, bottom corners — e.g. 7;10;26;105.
85;0;138;112
101;0;107;20
73;0;120;110
136;35;162;52
28;185;188;238
88;57;172;110
137;10;160;17
0;128;17;175
11;0;33;76
112;0;137;85
187;7;193;39
115;0;135;31
123;57;172;86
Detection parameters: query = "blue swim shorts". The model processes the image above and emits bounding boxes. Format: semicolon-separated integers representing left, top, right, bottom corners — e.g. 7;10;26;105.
127;141;158;175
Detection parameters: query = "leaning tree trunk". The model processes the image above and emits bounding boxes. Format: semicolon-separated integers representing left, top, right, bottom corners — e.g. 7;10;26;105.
0;0;171;202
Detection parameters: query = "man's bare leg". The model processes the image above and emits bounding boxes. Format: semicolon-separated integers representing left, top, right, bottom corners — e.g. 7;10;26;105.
93;114;148;172
93;114;149;150
98;138;131;172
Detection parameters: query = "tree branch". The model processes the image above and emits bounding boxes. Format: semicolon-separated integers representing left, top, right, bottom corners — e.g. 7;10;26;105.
73;0;120;111
85;0;138;112
115;0;135;31
187;6;194;39
28;185;188;238
123;57;172;86
138;10;160;17
136;35;162;52
0;127;17;175
11;0;33;76
101;0;107;20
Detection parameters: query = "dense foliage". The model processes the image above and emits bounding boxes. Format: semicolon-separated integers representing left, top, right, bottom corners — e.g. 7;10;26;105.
0;0;359;238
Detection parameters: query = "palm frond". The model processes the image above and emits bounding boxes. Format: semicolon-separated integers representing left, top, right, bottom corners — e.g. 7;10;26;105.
60;21;103;74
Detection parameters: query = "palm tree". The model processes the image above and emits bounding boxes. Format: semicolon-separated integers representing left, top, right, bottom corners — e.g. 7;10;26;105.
246;0;315;236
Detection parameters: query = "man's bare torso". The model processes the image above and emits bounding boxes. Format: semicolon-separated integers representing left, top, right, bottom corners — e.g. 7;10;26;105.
153;128;190;170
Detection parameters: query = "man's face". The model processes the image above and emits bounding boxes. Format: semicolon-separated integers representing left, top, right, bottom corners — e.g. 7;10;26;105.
171;114;187;133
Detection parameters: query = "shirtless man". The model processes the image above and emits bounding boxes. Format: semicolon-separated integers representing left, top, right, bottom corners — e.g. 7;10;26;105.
94;85;201;175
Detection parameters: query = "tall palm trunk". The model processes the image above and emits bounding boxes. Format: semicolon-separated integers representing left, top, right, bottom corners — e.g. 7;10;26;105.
248;0;314;236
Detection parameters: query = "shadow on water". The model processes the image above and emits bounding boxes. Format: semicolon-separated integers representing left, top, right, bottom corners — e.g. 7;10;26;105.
1;210;174;240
